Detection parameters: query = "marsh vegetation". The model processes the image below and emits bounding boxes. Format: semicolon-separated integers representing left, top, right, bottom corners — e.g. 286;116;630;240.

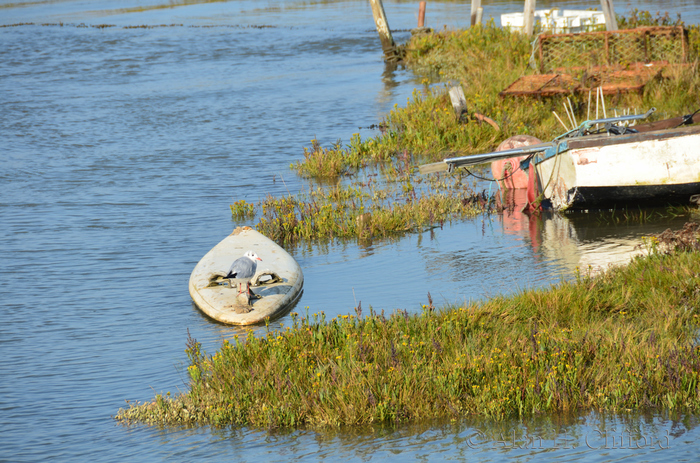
116;225;700;427
233;13;700;244
117;12;700;428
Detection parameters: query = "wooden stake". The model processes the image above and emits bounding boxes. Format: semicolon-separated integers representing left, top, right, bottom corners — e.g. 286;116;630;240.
523;0;536;36
449;86;468;117
470;0;481;27
370;0;396;58
418;1;426;28
600;0;618;31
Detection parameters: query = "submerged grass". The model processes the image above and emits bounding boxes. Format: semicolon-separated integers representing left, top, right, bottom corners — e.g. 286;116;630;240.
116;227;700;428
254;171;488;243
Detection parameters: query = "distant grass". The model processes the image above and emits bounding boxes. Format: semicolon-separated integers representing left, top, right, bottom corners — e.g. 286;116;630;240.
116;225;700;427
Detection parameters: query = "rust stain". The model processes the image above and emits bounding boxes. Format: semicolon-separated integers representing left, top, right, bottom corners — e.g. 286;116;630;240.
232;226;253;235
577;156;597;165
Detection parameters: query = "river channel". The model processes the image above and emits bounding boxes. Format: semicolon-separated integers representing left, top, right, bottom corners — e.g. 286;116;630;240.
2;0;700;461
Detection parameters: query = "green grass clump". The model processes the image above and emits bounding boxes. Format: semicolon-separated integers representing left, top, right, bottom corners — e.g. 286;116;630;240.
254;174;486;243
230;199;255;219
292;135;380;178
116;233;700;428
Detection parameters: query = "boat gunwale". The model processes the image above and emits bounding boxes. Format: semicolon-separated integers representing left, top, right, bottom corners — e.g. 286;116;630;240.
563;122;700;151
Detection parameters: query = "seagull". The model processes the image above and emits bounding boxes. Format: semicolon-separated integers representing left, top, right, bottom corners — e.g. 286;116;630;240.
226;250;262;300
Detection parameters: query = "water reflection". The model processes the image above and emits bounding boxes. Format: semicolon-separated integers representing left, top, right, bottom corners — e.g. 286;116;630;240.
148;410;700;461
497;188;692;276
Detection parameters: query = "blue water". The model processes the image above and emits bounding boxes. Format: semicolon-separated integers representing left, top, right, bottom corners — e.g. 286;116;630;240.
1;1;699;461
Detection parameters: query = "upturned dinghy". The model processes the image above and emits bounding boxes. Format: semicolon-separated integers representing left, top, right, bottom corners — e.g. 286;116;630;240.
189;226;304;325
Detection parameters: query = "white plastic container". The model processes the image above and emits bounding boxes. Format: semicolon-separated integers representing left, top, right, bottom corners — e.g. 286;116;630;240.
501;8;605;33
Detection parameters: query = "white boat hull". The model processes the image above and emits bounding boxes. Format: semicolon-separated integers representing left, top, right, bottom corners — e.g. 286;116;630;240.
535;125;700;210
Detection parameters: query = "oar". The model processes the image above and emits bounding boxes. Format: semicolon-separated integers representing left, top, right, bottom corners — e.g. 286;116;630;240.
418;143;553;175
418;107;657;175
418;161;450;174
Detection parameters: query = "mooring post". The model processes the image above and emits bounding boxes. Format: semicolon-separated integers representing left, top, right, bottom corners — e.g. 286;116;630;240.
470;0;481;27
418;1;426;28
523;0;536;36
600;0;618;31
449;86;468;118
370;0;396;58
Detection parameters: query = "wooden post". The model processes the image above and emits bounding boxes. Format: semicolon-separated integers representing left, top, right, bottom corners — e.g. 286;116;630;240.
418;1;426;28
470;0;481;27
370;0;396;58
523;0;536;36
600;0;618;31
476;7;483;25
449;86;468;117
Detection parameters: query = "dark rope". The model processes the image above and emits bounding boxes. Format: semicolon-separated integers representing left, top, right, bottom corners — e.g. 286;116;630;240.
463;154;534;183
676;108;700;128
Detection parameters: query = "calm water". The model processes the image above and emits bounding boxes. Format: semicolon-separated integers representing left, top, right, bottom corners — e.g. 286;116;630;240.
1;1;700;461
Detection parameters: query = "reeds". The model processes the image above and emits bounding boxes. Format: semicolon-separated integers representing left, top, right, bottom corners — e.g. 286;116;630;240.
254;175;488;243
292;135;384;179
116;227;700;427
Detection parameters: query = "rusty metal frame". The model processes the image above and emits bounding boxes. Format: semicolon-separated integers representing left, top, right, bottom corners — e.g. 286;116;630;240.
537;26;688;73
502;26;688;98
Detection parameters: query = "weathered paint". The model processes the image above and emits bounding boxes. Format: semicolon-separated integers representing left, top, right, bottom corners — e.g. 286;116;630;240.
189;227;304;325
490;135;542;189
535;126;700;209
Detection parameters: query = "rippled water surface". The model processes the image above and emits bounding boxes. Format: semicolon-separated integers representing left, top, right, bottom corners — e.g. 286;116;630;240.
2;0;700;461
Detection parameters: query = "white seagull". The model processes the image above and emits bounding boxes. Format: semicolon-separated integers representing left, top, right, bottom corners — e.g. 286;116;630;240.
226;250;262;299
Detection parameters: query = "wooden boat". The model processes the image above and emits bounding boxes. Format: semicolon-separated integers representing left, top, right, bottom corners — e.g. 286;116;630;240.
189;226;304;325
534;118;700;210
420;109;700;210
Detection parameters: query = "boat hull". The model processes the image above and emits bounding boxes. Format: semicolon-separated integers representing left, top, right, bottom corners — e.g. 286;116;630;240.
535;125;700;210
189;227;304;325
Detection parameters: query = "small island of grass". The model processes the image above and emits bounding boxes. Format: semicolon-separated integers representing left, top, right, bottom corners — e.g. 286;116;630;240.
116;225;700;427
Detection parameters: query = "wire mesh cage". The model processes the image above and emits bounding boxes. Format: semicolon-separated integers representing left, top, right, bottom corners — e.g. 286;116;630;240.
500;26;689;97
536;26;688;72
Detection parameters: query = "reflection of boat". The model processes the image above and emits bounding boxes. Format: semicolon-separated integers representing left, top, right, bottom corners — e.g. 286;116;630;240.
538;213;646;273
189;227;303;325
423;109;700;210
497;191;692;273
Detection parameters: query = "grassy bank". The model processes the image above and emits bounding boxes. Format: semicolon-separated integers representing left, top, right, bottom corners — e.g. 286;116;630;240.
116;226;700;427
232;12;700;243
289;14;700;181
